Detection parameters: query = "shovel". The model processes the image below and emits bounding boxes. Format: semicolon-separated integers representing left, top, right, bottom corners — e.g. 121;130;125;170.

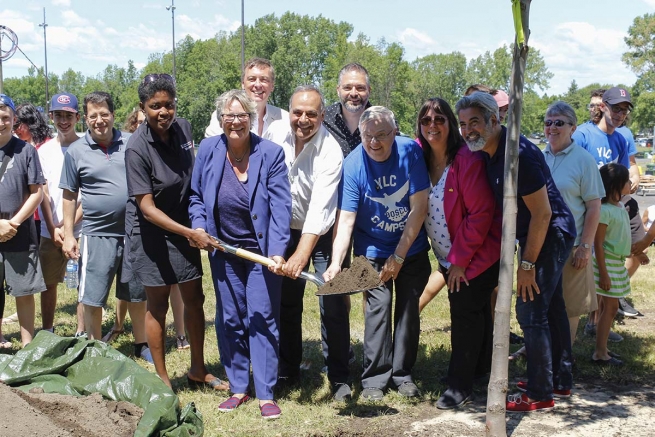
210;237;325;287
210;237;380;295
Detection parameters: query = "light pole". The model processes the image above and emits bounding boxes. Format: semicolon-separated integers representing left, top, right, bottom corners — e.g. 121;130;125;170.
39;7;49;112
166;0;176;81
241;0;245;74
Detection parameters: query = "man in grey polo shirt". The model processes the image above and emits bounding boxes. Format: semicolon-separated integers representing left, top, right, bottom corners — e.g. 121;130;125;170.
60;92;151;362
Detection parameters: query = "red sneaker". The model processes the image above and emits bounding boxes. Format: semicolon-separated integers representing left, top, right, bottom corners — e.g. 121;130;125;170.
516;381;571;398
506;392;554;412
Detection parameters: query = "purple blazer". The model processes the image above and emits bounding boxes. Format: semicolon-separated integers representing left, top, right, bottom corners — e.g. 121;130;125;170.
189;133;291;258
443;145;501;280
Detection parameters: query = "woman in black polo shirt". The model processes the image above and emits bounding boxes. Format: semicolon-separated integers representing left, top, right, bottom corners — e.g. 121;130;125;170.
124;74;224;390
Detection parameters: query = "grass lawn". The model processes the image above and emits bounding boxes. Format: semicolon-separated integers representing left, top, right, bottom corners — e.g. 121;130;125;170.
1;251;654;436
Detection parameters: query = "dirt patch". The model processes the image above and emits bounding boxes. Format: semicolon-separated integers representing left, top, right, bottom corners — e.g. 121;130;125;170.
326;381;655;437
316;256;382;296
0;383;143;437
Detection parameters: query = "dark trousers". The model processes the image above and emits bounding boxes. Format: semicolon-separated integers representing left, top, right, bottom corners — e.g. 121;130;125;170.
442;261;499;392
361;250;430;389
278;229;351;384
517;229;574;401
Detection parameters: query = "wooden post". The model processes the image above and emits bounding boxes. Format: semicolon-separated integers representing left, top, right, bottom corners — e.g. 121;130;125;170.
485;1;531;436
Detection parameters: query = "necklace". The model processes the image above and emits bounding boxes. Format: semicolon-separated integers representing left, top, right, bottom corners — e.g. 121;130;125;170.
229;146;250;162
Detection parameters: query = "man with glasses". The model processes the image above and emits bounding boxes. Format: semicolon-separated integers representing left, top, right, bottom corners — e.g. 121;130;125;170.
574;87;632;169
324;63;372;157
59;92;152;363
586;89;640;192
576;88;640;334
205;58;288;138
265;86;351;400
324;106;431;400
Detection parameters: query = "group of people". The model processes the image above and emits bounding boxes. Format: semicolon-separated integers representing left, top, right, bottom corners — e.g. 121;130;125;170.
0;55;647;419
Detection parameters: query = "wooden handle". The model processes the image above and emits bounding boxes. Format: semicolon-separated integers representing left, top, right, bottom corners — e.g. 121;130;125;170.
234;247;275;267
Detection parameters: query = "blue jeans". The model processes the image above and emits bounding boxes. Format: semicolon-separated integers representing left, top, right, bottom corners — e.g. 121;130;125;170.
517;228;574;401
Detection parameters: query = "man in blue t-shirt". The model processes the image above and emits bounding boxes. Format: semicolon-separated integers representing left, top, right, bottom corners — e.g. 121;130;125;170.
456;92;576;413
324;106;430;401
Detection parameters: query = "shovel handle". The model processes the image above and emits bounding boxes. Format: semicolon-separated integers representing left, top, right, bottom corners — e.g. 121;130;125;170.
233;247;276;267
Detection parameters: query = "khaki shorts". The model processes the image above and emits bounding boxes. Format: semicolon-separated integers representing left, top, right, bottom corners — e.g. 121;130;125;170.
39;236;69;286
562;248;598;317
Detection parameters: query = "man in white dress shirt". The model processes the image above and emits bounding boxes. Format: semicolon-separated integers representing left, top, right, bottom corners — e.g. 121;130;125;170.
265;85;351;401
205;58;288;138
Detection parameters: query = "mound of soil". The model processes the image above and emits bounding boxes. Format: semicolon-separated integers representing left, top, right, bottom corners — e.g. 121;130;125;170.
316;256;382;296
0;383;143;437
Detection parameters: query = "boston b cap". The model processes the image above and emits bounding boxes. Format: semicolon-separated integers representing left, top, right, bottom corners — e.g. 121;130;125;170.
602;87;633;108
50;93;79;113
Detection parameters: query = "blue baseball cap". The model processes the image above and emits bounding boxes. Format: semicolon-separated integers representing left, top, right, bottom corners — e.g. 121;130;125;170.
0;94;16;113
50;93;79;113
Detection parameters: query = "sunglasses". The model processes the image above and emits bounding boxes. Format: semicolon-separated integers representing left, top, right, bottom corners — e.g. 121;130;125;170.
142;73;175;84
420;115;447;126
544;119;573;127
609;104;631;115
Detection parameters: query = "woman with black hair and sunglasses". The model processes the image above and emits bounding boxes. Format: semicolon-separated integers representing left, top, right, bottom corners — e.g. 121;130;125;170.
124;73;225;390
417;98;501;409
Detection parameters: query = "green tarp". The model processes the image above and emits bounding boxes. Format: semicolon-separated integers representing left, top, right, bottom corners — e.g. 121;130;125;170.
0;331;203;437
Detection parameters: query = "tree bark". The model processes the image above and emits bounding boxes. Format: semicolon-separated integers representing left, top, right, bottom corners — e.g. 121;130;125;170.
485;1;531;436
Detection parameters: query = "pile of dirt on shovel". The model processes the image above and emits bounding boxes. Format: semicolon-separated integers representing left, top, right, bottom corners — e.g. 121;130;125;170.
0;382;143;437
317;255;382;295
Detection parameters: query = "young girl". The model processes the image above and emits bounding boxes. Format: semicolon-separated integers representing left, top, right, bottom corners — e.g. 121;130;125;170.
593;163;632;366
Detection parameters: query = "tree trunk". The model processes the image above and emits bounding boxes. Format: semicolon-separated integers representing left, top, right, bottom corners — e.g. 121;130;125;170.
485;1;531;436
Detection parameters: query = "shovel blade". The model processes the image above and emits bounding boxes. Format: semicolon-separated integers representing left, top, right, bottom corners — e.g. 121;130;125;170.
314;256;382;296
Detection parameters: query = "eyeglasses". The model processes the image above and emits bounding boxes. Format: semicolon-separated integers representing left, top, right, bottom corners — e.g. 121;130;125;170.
87;113;112;122
142;73;175;85
586;103;599;110
609;104;631;115
13;122;21;131
363;129;393;143
221;113;250;122
544;120;573;127
420;115;447;126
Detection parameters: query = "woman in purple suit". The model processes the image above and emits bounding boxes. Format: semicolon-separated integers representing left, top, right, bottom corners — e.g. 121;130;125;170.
189;89;291;419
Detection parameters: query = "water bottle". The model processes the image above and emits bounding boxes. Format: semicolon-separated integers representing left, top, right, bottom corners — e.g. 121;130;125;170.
65;259;78;289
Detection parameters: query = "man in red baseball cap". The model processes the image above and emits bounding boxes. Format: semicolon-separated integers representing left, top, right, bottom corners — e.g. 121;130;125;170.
37;93;85;336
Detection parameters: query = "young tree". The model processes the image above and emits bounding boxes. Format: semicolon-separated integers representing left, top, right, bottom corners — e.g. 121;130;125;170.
486;1;531;435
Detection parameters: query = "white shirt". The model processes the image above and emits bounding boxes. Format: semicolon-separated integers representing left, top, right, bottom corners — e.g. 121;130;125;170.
425;167;452;268
37;137;82;239
204;104;289;138
265;122;343;235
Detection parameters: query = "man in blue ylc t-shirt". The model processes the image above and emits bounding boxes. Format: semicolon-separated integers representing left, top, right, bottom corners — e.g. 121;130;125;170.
456;92;576;413
324;106;430;401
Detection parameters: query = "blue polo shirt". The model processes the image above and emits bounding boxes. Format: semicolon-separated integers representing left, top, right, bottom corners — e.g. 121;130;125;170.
572;121;630;168
484;127;575;247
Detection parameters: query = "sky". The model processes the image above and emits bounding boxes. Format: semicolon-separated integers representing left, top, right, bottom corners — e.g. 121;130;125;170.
1;0;653;95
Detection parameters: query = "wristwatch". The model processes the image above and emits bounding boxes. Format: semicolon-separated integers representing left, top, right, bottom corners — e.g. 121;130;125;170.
580;243;590;249
393;253;405;264
520;260;535;271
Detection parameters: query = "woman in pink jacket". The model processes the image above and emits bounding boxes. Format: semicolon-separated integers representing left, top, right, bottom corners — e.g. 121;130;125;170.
417;98;501;410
